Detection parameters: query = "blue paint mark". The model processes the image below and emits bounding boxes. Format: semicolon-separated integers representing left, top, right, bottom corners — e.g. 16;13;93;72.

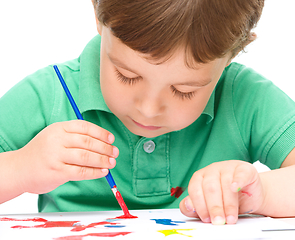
105;225;126;228
73;223;82;226
151;219;185;226
105;219;120;222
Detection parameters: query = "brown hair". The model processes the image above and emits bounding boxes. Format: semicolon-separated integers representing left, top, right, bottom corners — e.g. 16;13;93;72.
92;0;264;66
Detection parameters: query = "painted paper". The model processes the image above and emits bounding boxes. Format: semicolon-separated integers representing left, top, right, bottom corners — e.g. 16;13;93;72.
0;209;292;239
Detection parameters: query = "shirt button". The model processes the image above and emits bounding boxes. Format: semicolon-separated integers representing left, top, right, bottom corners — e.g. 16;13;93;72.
143;140;156;153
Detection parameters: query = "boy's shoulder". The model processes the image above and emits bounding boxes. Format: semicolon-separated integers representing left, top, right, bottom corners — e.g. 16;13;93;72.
13;58;81;93
220;62;279;99
224;62;267;85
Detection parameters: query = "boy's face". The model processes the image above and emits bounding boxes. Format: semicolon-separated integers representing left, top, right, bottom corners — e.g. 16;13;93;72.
99;25;230;138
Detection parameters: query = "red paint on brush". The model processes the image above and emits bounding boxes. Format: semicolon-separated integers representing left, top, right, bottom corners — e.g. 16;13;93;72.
113;214;137;219
54;232;132;240
115;190;137;219
171;187;185;198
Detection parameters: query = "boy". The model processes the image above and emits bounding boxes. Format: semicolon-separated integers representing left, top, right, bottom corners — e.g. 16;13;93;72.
1;0;295;225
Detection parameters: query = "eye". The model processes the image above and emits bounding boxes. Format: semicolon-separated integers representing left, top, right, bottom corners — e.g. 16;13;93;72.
171;86;195;100
115;70;141;85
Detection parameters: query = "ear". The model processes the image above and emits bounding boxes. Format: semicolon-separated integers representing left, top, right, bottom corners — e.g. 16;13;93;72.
225;52;233;67
93;8;103;35
239;32;257;52
227;32;257;65
95;17;103;35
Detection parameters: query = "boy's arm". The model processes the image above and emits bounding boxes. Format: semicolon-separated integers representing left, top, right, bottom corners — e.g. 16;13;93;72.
0;151;25;203
179;149;295;224
257;147;295;217
0;121;119;205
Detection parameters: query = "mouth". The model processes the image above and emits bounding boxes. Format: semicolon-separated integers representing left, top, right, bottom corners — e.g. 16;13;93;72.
132;119;161;131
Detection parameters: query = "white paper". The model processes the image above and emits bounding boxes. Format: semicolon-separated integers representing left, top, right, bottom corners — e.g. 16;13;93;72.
0;209;294;240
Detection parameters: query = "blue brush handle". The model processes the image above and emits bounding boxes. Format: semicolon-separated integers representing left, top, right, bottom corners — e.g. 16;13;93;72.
53;65;117;189
53;65;83;120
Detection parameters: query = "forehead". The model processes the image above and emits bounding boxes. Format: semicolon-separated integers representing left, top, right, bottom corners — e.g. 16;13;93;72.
102;25;229;82
107;28;202;69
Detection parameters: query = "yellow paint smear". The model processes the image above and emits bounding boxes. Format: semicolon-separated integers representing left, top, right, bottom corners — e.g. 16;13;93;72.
158;229;194;237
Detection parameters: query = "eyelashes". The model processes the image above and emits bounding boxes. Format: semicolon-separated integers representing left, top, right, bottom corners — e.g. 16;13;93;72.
115;70;196;100
170;86;195;100
115;70;141;85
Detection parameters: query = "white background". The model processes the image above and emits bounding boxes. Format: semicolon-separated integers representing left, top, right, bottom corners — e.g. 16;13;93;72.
0;1;294;214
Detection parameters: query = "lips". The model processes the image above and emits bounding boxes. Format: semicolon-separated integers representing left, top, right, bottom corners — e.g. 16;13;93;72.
132;119;161;131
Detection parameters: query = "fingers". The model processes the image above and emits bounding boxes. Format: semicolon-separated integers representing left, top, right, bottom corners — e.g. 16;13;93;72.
191;169;237;225
64;133;119;159
60;120;119;169
62;120;115;144
188;173;213;223
221;173;239;224
63;148;117;170
66;164;111;181
180;196;199;218
18;121;120;194
231;162;260;214
231;162;257;193
181;161;255;225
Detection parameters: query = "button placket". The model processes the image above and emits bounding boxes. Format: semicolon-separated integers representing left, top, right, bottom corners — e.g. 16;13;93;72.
133;135;171;196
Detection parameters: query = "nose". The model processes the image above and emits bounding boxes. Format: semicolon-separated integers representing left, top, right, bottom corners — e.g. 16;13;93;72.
135;92;165;118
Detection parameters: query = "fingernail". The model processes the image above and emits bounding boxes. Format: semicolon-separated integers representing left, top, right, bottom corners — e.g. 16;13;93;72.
101;168;108;173
226;215;236;224
203;217;211;223
243;209;253;214
113;147;119;157
231;182;241;192
185;198;195;212
212;216;225;225
109;158;116;166
108;134;115;143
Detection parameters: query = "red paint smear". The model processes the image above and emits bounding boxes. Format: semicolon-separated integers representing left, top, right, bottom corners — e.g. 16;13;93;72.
241;191;253;197
171;187;185;198
4;218;120;232
11;221;79;230
113;214;137;219
0;217;47;222
115;190;137;219
71;221;117;232
54;232;132;240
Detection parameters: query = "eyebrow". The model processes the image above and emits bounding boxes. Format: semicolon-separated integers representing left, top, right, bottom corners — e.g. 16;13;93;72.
108;54;212;87
175;79;212;87
108;54;138;74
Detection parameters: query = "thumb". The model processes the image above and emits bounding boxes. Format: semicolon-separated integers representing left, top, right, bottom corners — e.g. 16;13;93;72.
179;196;199;218
230;162;258;193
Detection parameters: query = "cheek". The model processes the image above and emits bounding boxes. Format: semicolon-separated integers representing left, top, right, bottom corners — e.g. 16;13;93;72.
170;90;212;130
100;59;122;111
100;71;132;116
170;105;202;130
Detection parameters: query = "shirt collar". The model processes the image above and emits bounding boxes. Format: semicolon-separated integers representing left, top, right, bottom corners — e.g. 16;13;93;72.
79;35;111;114
78;34;216;123
202;88;215;124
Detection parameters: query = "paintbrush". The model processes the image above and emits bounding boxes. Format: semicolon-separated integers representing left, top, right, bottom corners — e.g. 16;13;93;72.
53;65;135;218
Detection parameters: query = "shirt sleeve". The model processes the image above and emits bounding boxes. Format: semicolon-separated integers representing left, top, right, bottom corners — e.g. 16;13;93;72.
0;66;56;152
231;63;295;169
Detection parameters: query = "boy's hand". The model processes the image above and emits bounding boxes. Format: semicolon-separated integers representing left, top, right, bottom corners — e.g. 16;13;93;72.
179;160;265;225
15;120;119;194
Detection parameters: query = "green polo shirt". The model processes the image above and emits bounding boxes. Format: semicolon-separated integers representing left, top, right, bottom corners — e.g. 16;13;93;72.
1;35;295;212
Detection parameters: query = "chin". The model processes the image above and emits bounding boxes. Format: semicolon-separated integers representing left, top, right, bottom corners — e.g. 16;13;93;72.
129;128;165;138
